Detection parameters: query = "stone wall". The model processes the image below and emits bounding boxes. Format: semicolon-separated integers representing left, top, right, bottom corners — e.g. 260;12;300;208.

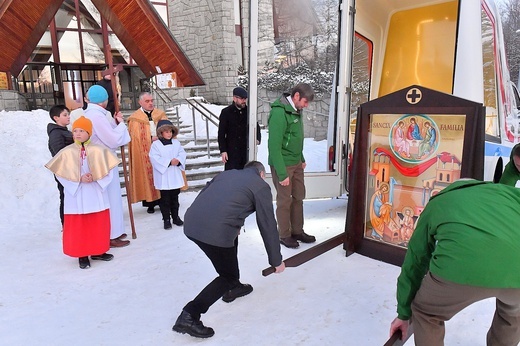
163;0;330;141
169;0;245;105
0;90;29;111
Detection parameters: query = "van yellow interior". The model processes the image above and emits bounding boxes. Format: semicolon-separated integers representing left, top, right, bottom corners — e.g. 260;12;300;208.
379;1;459;97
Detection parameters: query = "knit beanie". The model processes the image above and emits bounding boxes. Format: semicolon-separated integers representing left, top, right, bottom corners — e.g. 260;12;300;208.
87;85;109;103
72;116;93;135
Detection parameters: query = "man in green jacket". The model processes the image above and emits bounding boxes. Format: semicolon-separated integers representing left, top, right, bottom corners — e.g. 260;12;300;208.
499;143;520;187
390;179;520;345
268;83;316;248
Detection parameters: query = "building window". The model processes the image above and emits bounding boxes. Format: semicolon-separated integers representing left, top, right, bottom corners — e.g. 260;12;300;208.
151;0;169;26
29;0;136;66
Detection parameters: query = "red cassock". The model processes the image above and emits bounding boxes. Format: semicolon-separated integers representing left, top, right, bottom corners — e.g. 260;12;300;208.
63;210;110;257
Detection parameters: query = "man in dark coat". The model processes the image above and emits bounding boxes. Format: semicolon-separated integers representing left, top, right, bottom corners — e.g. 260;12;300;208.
96;72;116;116
217;87;261;170
172;161;285;338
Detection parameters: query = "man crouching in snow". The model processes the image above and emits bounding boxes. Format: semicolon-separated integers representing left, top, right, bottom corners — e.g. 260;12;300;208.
172;161;285;338
390;179;520;345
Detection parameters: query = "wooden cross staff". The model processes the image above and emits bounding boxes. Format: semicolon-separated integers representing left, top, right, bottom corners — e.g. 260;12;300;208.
104;44;137;239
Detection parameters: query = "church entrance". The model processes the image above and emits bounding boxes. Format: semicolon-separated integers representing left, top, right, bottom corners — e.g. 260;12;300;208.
15;63;148;111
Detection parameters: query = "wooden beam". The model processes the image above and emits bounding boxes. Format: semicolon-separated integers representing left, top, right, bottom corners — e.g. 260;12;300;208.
90;0;204;86
0;0;63;75
262;233;346;276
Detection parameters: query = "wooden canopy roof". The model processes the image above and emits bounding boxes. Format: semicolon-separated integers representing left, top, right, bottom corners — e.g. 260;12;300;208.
0;0;204;86
0;0;62;76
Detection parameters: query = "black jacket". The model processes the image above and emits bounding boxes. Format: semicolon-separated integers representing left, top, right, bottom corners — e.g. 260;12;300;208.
184;167;282;267
217;103;261;170
47;123;73;156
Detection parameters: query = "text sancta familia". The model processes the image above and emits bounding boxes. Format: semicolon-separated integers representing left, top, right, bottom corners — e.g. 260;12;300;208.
439;124;464;131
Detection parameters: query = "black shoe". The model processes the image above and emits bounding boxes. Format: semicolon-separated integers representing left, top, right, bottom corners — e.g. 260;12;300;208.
280;236;299;248
79;256;90;269
172;311;215;338
222;283;253;303
172;217;184;226
91;253;114;261
147;206;155;214
293;231;316;243
164;220;172;230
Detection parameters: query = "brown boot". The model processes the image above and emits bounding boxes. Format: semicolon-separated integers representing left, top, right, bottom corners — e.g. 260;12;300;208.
110;238;130;248
293;231;316;243
280;237;299;248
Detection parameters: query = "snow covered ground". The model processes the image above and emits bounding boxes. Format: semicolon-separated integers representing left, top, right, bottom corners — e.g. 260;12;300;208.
0;109;495;345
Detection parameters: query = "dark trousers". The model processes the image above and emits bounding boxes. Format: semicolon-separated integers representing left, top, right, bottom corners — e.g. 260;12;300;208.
142;199;160;208
183;237;240;319
55;176;64;226
159;189;180;221
224;157;246;171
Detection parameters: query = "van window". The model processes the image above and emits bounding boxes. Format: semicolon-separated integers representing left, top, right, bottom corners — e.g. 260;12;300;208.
481;6;500;138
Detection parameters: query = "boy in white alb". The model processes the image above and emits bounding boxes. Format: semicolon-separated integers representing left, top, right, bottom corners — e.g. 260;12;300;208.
149;120;187;229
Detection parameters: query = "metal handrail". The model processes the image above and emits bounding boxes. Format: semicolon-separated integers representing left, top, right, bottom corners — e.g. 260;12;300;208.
185;97;220;157
186;97;220;126
147;78;173;105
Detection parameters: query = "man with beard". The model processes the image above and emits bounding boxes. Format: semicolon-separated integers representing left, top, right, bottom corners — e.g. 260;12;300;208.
217;87;261;170
268;83;316;249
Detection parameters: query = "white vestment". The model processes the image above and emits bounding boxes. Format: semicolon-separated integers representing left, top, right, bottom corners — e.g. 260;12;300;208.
149;139;186;190
85;103;131;238
57;158;112;214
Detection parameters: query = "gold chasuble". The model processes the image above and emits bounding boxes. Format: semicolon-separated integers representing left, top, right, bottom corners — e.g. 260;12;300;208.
46;141;120;182
127;108;167;203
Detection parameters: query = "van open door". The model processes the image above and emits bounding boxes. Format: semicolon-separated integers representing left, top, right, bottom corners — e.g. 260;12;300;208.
247;0;357;199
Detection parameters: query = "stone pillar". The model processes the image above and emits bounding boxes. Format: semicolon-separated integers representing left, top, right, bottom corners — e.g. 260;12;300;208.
0;90;29;111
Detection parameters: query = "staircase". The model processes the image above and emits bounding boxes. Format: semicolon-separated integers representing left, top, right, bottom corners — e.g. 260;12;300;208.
118;105;223;195
165;106;223;190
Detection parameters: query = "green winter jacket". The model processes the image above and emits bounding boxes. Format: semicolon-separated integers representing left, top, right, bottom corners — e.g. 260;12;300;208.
499;143;520;186
267;94;305;181
396;180;520;320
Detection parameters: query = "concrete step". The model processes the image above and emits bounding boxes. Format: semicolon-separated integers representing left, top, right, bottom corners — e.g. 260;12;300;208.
119;169;221;194
117;146;222;193
186;151;220;159
183;144;219;153
185;157;223;170
185;165;223;181
178;137;219;145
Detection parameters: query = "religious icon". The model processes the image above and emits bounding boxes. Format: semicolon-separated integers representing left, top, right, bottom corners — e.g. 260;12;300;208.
389;115;439;163
364;113;465;248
